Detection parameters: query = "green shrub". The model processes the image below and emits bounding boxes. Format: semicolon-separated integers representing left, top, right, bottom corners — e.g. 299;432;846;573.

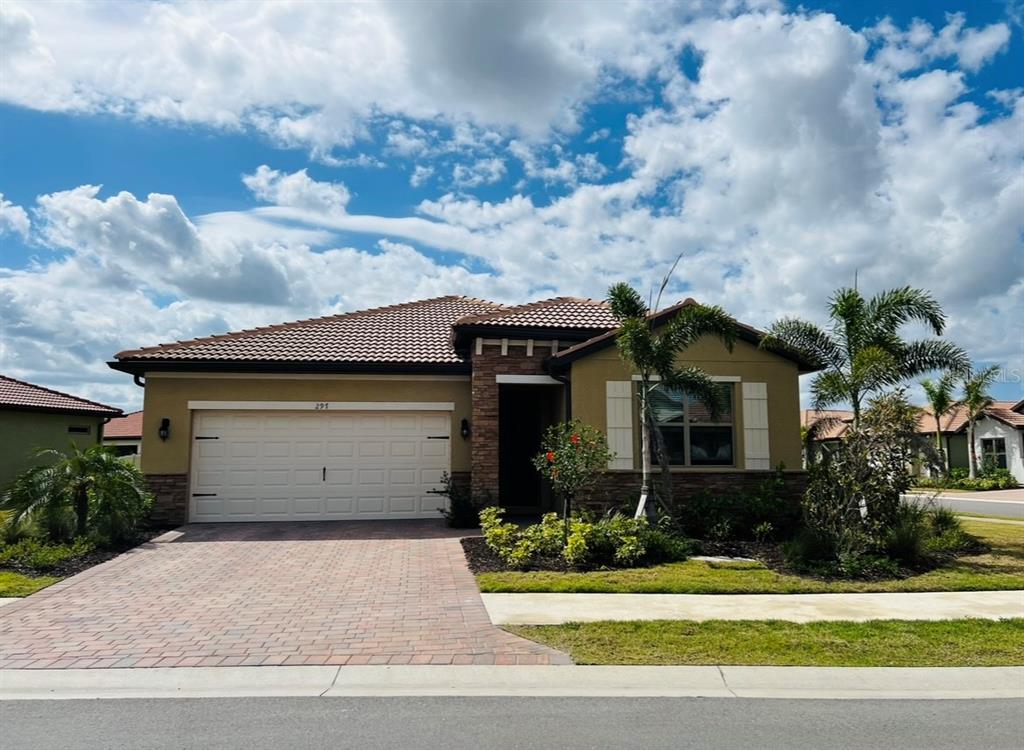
0;538;95;572
752;521;775;543
884;504;927;566
913;467;1019;491
436;472;483;528
782;527;836;568
479;507;690;570
676;471;800;541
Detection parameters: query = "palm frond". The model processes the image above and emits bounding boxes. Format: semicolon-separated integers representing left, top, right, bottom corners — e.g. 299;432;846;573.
867;286;946;336
810;370;849;412
660;366;727;420
897;340;971;379
760;318;846;372
663;303;739;353
607;282;648;322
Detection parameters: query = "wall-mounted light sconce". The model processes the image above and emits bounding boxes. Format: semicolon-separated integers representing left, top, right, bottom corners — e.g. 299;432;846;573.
460;418;471;439
158;418;171;441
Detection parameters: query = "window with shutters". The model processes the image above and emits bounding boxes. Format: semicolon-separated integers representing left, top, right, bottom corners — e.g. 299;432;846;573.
648;383;734;467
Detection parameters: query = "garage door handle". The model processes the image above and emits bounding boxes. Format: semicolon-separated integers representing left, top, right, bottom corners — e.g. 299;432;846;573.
322;467;326;482
192;493;217;497
194;436;220;440
426;435;450;440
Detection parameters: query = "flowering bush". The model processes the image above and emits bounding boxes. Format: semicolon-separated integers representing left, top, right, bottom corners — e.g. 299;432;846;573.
531;420;613;510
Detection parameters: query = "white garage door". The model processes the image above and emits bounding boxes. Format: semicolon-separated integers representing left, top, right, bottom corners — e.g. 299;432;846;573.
189;410;450;522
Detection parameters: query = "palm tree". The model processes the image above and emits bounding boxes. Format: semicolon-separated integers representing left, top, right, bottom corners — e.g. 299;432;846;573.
920;371;958;475
761;286;969;428
1;444;152;543
608;281;739;519
961;365;1000;479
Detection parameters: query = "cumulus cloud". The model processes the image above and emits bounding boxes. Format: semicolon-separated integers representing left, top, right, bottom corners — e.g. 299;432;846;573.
242;166;351;215
2;5;1021;409
0;0;724;158
0;194;30;239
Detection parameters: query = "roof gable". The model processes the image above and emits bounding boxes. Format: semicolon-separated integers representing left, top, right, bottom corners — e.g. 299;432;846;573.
0;374;121;417
550;298;821;372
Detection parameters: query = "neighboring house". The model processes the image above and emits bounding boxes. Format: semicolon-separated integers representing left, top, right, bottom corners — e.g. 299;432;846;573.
108;296;816;525
103;410;144;466
0;374;122;490
917;401;1024;482
801;402;1024;484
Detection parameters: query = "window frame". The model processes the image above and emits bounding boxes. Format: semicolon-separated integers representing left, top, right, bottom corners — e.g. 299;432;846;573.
645;382;736;468
981;437;1008;470
67;425;92;435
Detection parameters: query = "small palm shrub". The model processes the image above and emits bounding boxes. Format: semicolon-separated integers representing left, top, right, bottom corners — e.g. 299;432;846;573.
436;472;484;528
1;445;153;545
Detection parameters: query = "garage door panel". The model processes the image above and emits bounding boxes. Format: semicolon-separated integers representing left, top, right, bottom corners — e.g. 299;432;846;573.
190;409;450;521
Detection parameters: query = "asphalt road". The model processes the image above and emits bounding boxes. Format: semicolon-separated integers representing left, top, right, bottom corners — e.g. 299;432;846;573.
925;493;1024;519
3;697;1022;750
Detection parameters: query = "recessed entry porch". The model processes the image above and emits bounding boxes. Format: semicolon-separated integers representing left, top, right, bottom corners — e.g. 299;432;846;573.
496;376;565;516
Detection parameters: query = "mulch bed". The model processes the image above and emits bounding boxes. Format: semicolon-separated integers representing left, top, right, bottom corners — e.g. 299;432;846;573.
461;536;573;574
0;526;176;579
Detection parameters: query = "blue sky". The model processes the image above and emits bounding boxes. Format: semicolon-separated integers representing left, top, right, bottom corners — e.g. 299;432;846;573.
1;0;1021;410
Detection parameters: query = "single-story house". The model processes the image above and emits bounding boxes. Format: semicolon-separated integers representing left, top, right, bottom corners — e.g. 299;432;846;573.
917;401;1024;482
103;410;144;466
108;296;816;525
801;401;1024;483
0;374;122;489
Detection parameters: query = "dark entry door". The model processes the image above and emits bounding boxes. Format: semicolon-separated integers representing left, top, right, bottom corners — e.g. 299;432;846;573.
498;385;560;514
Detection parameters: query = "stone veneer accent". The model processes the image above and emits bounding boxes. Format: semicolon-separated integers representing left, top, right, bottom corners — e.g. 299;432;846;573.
145;473;189;526
470;340;556;501
585;470;808;513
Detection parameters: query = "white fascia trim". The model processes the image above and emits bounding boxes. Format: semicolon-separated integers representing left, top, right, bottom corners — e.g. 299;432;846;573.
496;375;562;385
631;375;741;382
187;401;456;411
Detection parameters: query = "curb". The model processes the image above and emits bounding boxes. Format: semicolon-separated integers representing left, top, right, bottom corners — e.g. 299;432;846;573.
1;665;1021;701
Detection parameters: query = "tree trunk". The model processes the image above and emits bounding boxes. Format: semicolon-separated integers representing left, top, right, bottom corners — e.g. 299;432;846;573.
74;485;89;538
635;390;651;520
968;419;978;479
934;415;946;476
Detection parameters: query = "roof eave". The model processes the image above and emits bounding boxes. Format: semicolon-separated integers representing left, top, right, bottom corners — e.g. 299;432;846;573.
107;359;471;377
451;324;615;351
1;404;122;418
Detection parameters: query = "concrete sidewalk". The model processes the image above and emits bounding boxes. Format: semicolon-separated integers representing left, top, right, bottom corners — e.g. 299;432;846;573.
481;590;1024;625
1;664;1021;701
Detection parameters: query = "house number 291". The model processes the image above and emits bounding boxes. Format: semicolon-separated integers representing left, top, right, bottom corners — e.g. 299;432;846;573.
314;402;330;410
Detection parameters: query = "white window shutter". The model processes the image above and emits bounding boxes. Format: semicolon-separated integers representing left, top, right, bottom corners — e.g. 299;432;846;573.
606;381;634;469
742;382;771;470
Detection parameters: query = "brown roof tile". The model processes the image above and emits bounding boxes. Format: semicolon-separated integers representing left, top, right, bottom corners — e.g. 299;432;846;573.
454;297;619;330
0;374;121;416
919;401;1024;432
801;409;854;440
104;410;143;439
115;296;504;366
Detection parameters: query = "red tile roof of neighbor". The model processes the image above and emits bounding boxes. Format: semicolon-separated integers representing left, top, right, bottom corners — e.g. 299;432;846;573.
0;374;121;417
918;402;1024;433
801;409;854;440
104;410;143;439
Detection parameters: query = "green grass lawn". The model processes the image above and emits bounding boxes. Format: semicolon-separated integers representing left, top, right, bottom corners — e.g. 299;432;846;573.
0;571;60;597
477;519;1024;594
508;619;1024;666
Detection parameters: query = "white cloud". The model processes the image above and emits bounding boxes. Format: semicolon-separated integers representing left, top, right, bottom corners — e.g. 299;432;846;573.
410;165;434;188
0;194;30;239
0;0;723;158
2;6;1021;409
242;165;351;215
452;158;506;187
870;12;1011;74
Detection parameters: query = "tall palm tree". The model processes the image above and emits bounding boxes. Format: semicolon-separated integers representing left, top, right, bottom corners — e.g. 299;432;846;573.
608;281;739;519
920;371;958;475
1;444;152;542
961;365;1000;479
761;286;969;428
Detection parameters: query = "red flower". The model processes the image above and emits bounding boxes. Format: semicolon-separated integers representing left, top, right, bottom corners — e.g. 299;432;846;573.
546;451;556;462
570;433;581;445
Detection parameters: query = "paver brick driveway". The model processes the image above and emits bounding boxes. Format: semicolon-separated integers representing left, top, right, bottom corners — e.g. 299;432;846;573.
0;521;569;669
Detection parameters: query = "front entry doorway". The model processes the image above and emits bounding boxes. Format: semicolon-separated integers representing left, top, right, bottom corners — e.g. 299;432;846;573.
498;384;563;515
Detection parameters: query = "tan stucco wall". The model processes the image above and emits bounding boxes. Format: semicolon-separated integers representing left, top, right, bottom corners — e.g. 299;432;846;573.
570;336;803;470
0;410;105;489
138;375;473;475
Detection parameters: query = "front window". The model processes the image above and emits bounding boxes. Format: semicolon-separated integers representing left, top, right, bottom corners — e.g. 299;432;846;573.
981;438;1007;470
649;384;734;466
